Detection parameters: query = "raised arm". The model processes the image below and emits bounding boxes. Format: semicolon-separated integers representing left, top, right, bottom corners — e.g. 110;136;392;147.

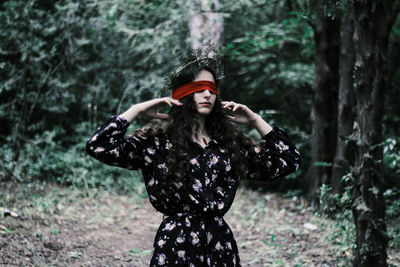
222;100;300;180
86;97;182;170
246;126;300;180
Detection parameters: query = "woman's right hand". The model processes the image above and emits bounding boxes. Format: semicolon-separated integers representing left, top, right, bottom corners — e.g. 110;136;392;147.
119;97;182;123
137;97;183;119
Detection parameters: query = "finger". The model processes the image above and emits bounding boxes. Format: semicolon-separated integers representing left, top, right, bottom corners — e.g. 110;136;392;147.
155;113;169;119
172;99;183;106
163;99;172;107
222;102;234;109
232;104;242;112
225;115;236;121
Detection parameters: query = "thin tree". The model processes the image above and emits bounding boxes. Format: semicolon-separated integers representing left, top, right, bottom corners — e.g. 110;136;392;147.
304;0;340;205
331;9;355;194
189;0;223;49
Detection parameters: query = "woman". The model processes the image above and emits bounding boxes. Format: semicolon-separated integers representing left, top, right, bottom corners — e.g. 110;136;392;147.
86;64;300;266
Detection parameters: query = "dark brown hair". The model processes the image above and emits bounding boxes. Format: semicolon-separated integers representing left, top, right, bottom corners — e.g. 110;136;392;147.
136;65;261;193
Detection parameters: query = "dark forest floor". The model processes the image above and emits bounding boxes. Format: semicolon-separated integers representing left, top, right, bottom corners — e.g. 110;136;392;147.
1;182;399;267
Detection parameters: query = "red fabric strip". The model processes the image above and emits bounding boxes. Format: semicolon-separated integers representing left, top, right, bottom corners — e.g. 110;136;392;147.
172;80;218;100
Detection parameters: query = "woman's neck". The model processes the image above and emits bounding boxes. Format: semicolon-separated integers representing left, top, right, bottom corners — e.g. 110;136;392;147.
193;116;208;140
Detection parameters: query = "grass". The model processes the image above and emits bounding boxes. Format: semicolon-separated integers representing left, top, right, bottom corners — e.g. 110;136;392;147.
0;181;399;266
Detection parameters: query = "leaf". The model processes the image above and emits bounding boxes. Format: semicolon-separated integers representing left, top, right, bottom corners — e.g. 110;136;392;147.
355;202;371;212
314;162;332;167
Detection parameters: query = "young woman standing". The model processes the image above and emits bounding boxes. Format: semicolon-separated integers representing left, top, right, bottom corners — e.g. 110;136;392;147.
86;63;300;266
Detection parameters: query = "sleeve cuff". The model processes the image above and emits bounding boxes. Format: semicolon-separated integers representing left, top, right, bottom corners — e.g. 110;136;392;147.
113;115;131;128
262;126;279;140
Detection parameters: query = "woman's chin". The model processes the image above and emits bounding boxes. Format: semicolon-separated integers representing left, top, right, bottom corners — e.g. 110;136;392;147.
197;107;213;115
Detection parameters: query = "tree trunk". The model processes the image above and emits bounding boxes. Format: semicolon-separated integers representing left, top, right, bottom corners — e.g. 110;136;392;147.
351;1;399;266
331;10;355;194
305;0;340;205
189;0;223;49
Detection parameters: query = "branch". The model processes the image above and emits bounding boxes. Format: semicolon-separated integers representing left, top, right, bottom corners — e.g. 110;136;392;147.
27;58;65;123
116;20;172;37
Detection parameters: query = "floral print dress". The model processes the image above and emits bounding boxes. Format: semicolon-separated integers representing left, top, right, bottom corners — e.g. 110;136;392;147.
86;115;300;266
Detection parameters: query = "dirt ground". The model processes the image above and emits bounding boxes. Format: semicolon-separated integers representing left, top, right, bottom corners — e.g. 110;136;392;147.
1;183;399;267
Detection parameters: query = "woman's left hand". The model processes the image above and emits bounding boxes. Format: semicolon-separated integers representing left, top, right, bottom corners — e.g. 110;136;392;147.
221;101;259;125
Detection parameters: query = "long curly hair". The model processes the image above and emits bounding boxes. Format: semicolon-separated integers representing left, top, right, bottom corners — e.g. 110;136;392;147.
136;66;261;192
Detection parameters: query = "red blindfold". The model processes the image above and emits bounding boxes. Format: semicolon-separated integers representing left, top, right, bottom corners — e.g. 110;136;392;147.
172;80;218;100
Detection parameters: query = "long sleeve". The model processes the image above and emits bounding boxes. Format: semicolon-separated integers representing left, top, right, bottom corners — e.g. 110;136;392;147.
86;115;151;170
245;126;300;180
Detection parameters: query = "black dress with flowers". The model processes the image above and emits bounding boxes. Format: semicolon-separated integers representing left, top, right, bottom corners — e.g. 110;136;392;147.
86;115;300;267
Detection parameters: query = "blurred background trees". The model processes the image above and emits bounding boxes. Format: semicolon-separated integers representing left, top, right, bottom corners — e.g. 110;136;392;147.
1;0;400;265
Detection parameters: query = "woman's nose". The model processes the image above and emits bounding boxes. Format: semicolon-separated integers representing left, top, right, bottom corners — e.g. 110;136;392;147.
203;90;211;97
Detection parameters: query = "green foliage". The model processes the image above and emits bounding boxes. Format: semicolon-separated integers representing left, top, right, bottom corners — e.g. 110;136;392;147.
219;2;314;191
0;121;144;193
383;137;400;189
0;0;189;188
319;175;353;216
159;42;225;97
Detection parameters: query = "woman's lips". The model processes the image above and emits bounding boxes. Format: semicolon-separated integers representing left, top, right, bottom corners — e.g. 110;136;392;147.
199;103;211;106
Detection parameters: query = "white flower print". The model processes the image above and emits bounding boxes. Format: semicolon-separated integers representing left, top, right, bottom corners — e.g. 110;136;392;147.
94;147;105;153
177;250;186;259
188;194;199;204
279;158;287;166
217;202;224;210
177;236;185;243
215;241;223;250
214;217;223;226
144;155;152;164
216;187;225;197
192;179;202;192
158;239;166;247
148;178;154;186
147;147;156;154
154;136;160;147
210;155;218;165
225;164;231;172
226;241;232;250
157;163;168;172
207;232;213;244
163;222;176;231
165;141;172;149
275;141;289;152
90;134;98;142
185;217;191;227
158;253;166;265
190;231;199;245
109;148;119;156
189;158;200;167
211;174;217;181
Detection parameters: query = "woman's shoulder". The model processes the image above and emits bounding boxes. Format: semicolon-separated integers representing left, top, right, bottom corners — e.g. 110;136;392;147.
129;127;172;151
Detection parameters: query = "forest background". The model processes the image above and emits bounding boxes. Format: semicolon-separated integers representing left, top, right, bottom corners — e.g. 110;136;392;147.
1;0;399;266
